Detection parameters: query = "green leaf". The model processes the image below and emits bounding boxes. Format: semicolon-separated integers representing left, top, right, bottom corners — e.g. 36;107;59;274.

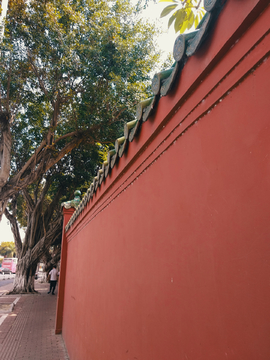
168;12;177;29
194;15;199;29
185;10;195;31
159;0;205;34
179;19;188;34
160;4;178;18
174;9;186;33
199;9;206;17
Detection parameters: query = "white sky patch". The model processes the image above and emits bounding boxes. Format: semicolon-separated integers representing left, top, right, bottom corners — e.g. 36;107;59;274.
0;0;8;38
0;215;25;244
136;1;177;61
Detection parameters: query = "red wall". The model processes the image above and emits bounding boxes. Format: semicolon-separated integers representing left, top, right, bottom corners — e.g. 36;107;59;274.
58;1;270;359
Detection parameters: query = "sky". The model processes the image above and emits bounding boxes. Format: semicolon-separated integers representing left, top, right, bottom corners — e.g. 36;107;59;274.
0;0;8;38
140;2;177;52
0;215;16;243
0;0;177;243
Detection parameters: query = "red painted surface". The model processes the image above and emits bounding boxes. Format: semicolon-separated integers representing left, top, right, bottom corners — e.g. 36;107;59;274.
55;207;74;334
57;1;270;359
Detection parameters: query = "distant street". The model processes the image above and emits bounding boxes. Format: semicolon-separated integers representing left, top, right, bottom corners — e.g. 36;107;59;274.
0;274;15;289
0;278;14;287
0;275;15;296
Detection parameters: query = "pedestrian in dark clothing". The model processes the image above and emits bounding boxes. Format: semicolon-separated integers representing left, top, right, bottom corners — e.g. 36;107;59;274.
47;266;59;295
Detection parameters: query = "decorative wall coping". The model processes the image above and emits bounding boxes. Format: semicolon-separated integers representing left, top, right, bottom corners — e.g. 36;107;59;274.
65;0;226;232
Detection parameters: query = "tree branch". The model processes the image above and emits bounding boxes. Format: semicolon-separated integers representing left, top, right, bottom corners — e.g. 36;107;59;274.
27;51;49;98
30;215;62;266
4;203;23;257
0;122;111;205
22;188;35;212
43;188;62;227
0;114;12;188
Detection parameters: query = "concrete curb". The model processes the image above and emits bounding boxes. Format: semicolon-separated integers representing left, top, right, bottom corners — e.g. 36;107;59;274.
0;296;20;315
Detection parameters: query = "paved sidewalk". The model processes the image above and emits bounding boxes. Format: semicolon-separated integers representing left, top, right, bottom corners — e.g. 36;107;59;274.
0;281;69;360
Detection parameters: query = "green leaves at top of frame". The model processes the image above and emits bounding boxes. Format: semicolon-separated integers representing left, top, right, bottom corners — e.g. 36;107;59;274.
160;4;178;18
159;0;205;34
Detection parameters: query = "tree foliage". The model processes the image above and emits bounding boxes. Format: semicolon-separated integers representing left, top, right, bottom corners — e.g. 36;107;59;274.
0;241;16;258
0;0;160;209
0;0;162;292
159;0;205;34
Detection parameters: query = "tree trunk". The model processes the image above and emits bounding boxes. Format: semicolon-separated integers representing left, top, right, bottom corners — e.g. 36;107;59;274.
9;215;62;294
0;113;12;219
0;112;11;188
11;251;37;293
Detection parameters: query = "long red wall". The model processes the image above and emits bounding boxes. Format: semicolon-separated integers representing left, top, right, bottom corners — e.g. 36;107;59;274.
58;1;270;359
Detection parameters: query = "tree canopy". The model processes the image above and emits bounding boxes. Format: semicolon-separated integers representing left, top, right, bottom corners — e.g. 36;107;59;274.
0;0;160;209
0;0;162;292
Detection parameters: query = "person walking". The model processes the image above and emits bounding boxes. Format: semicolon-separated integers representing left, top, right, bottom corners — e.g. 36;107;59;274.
47;265;59;295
